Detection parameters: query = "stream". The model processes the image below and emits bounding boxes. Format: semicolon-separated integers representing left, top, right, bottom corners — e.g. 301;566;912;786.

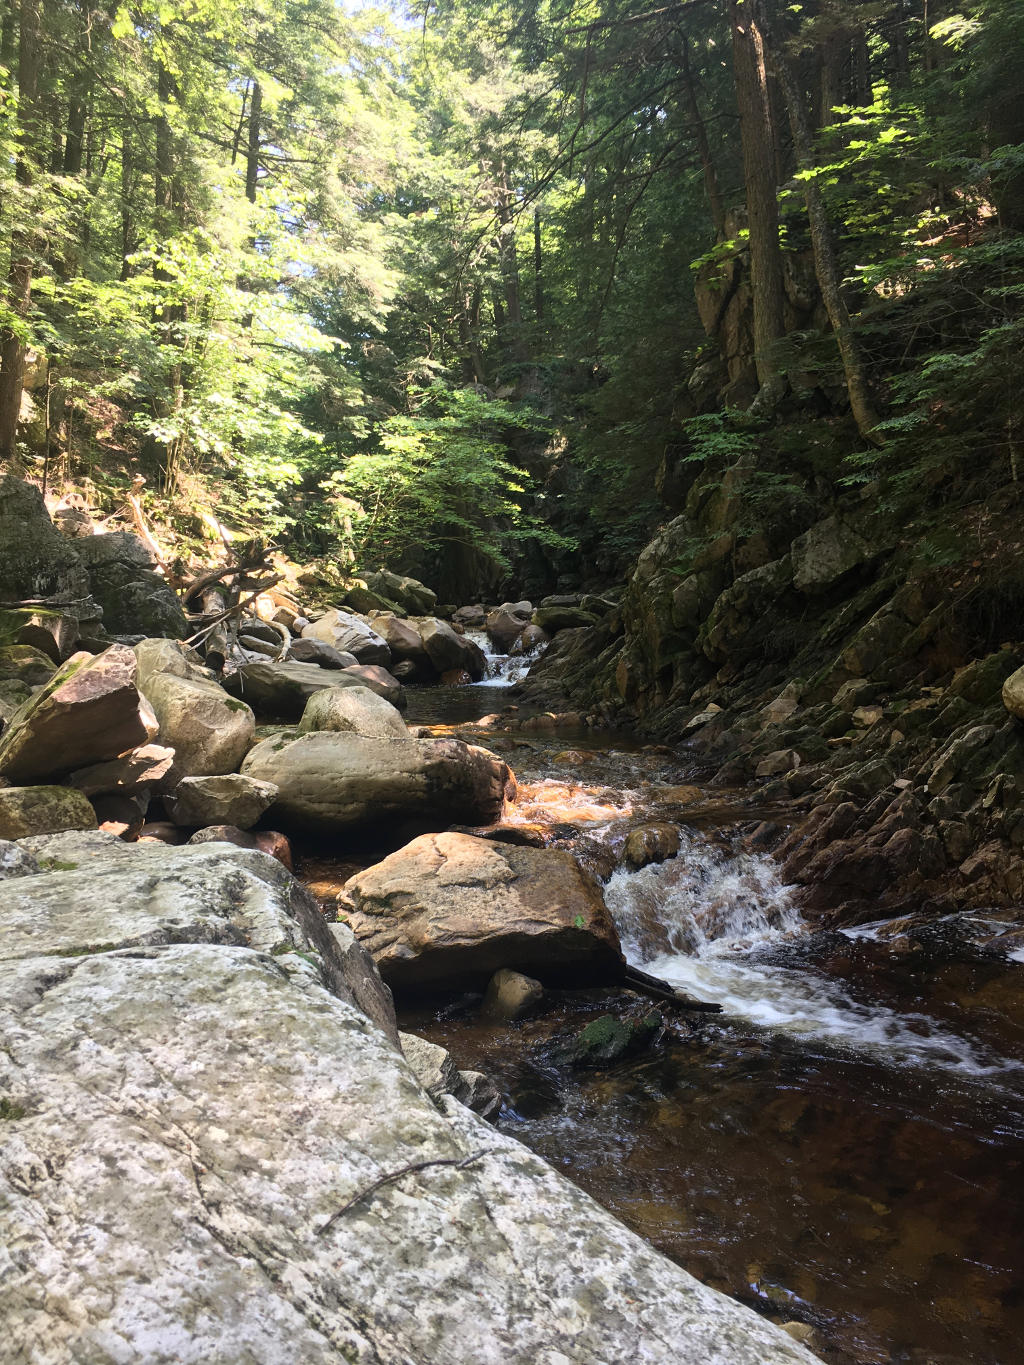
302;639;1024;1365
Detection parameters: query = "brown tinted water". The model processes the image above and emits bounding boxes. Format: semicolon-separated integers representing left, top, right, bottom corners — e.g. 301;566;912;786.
308;676;1024;1365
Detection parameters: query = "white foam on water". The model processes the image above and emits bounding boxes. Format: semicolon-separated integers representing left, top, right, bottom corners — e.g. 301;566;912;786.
465;630;546;688
604;835;1024;1083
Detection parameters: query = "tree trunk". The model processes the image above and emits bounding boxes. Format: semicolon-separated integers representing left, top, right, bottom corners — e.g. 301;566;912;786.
680;34;726;235
0;0;43;466
494;163;528;365
533;205;544;321
759;2;883;443
245;79;262;203
729;0;786;406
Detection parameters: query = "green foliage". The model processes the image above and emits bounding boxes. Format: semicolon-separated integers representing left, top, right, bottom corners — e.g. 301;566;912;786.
327;384;573;571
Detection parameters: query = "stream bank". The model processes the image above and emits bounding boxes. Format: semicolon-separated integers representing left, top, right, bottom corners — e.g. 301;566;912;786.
362;662;1024;1365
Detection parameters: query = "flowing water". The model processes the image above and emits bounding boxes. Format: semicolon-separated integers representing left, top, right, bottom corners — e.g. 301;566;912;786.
303;647;1024;1364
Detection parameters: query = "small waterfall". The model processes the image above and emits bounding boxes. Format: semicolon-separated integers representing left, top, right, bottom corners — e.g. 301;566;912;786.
465;630;547;688
604;831;1024;1082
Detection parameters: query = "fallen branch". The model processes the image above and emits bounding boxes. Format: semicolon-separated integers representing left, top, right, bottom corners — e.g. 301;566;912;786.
317;1149;494;1237
623;963;722;1012
184;575;283;648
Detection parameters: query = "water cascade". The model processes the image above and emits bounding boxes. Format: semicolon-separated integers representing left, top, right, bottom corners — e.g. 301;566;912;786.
604;833;1024;1083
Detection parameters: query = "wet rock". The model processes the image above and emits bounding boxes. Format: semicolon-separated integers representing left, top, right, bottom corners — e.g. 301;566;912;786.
621;822;682;870
398;1031;502;1121
241;734;512;836
0;785;97;839
486;601;532;651
511;623;550;655
570;1011;663;1067
414;617;486;680
441;668;473;686
297;684;409;740
480;967;544;1021
167;774;279;829
0;645;152;783
301;608;392;666
341;831;625;991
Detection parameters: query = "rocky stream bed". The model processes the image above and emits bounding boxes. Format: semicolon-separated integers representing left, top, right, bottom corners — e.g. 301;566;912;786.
346;664;1024;1365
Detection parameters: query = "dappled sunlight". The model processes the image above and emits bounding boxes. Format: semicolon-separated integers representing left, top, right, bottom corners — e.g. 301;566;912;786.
504;777;635;830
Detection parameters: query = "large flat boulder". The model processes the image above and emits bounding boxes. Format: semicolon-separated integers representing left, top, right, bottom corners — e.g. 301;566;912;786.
0;645;153;783
341;831;625;990
241;733;512;835
0;838;815;1365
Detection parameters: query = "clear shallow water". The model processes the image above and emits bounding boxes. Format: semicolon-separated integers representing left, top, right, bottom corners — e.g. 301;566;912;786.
308;671;1024;1364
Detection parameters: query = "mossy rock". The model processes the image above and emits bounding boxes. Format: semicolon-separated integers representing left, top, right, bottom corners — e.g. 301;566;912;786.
0;785;98;840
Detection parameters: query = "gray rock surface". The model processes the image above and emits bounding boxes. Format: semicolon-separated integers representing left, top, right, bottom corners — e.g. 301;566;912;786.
302;609;392;666
242;732;511;835
297;685;409;740
142;669;255;777
0;838;41;878
166;774;279;829
0;835;816;1365
225;659;369;719
75;532;188;638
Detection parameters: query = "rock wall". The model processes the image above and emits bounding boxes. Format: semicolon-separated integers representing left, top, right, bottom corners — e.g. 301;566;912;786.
518;472;1024;919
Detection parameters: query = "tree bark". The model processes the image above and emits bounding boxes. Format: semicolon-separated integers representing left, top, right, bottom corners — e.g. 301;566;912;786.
245;79;262;203
729;0;786;406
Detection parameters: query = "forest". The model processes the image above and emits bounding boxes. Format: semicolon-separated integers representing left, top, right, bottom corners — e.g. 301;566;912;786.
2;0;1022;598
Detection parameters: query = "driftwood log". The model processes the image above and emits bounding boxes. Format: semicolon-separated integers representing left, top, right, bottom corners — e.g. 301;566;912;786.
622;963;722;1013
